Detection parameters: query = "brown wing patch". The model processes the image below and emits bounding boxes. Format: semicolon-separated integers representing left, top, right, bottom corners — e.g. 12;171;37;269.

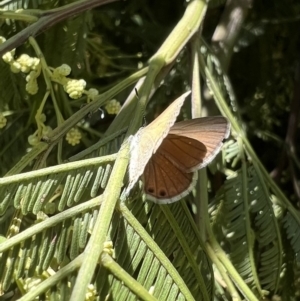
169;117;230;171
143;151;197;204
157;134;207;172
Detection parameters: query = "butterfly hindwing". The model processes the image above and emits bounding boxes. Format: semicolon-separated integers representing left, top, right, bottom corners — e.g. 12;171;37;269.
143;151;197;204
142;117;230;203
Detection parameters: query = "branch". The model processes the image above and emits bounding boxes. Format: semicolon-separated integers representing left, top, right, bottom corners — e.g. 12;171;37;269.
211;0;252;71
0;0;118;56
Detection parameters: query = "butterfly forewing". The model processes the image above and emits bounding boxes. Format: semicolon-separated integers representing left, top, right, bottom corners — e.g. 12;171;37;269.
144;91;191;153
170;117;230;137
158;135;207;172
127;91;191;194
169;117;230;171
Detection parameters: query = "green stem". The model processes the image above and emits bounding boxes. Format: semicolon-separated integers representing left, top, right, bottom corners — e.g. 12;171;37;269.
127;0;208;136
0;11;38;22
126;56;165;136
69;143;130;301
120;204;196;301
0;0;119;56
0;194;99;251
206;216;258;300
239;138;262;295
154;0;207;64
199;44;300;227
47;67;148;144
68;129;127;162
1;154;116;185
17;255;83;301
5;67;147;176
160;205;210;300
5;142;48;176
101;252;158;301
205;243;241;301
190;36;205;238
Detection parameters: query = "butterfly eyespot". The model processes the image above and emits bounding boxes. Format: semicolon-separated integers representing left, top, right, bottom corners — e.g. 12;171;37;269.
159;190;166;197
147;188;154;193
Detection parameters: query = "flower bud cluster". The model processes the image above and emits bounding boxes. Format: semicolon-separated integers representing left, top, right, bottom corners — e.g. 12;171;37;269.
66;127;82;146
1;37;41;95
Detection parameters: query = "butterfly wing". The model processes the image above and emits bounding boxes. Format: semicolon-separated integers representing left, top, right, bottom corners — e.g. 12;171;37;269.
143;151;197;204
143;117;229;203
157;134;207;172
127;91;191;193
168;117;230;171
143;91;191;153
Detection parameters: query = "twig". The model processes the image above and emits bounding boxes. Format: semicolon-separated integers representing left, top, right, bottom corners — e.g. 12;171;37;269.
211;0;252;71
0;0;118;56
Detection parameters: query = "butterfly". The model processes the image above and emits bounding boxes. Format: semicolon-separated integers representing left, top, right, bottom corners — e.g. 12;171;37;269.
127;91;230;204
